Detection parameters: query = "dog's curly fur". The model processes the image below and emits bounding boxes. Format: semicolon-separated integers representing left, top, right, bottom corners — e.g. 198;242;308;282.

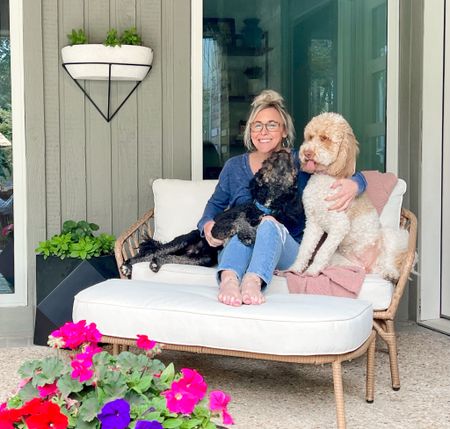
211;150;300;245
290;112;408;281
121;150;300;277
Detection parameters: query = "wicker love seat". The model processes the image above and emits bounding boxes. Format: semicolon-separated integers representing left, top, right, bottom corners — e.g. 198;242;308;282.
73;178;417;429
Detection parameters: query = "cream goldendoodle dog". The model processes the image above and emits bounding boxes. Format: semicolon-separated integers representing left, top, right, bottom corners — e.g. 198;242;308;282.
290;112;407;281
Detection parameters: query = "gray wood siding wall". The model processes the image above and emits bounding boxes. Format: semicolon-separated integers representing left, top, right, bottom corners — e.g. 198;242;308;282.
6;0;191;341
36;0;190;241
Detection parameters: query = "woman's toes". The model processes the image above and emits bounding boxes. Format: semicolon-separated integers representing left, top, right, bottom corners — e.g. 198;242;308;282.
218;274;242;306
241;274;265;305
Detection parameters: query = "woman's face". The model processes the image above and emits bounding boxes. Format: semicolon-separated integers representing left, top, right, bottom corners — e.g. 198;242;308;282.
250;107;287;154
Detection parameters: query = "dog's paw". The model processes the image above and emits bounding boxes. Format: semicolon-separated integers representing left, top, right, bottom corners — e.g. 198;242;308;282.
304;264;322;276
288;263;306;273
120;262;133;278
150;258;161;273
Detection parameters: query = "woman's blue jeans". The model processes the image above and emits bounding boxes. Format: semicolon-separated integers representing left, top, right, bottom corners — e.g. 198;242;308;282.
217;219;299;286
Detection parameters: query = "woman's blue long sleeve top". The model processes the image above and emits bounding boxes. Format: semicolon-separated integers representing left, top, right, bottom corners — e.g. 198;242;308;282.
197;149;367;243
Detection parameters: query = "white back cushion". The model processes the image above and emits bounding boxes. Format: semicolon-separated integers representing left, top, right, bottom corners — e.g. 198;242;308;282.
379;179;406;230
152;179;218;243
152;177;406;243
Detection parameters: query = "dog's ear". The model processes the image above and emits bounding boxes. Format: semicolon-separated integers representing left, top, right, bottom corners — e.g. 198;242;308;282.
327;129;359;178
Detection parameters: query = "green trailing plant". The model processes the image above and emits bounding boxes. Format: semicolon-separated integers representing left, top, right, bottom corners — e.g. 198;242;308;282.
35;220;115;260
67;29;88;45
104;28;121;47
120;26;142;46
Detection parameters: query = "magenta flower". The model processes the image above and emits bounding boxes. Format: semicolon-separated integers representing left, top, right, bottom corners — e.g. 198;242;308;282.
162;382;200;414
37;381;58;398
49;320;101;350
70;359;94;382
97;399;130;429
136;334;156;351
209;390;234;425
178;368;207;400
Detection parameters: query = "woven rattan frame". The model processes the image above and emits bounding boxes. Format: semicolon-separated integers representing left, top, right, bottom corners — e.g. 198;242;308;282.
101;331;376;429
114;207;417;392
373;208;417;390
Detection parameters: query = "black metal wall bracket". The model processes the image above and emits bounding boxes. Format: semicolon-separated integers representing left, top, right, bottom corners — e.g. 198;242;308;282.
62;62;152;122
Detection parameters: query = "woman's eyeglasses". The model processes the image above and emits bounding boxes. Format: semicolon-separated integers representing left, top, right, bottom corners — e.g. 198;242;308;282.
250;121;281;133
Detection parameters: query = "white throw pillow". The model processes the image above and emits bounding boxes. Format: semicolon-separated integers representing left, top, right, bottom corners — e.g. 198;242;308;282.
152;179;218;243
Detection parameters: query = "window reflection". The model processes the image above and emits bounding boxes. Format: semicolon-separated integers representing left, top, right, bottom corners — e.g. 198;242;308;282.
0;0;14;294
202;0;388;177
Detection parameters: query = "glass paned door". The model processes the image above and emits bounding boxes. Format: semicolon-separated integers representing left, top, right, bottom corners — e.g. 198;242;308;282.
202;0;387;178
0;0;14;294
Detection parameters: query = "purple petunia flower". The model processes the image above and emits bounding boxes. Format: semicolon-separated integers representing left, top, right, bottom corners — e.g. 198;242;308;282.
135;421;163;429
97;398;130;429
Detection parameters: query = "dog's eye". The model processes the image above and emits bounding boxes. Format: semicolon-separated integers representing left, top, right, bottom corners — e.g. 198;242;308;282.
319;135;328;142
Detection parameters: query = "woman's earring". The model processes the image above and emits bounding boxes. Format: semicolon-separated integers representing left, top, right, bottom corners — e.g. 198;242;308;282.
282;138;290;148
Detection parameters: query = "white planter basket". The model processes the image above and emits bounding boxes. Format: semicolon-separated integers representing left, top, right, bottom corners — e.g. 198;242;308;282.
61;44;153;81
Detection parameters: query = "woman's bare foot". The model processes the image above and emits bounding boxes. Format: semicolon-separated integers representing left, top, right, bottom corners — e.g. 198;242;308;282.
218;271;242;306
241;273;265;305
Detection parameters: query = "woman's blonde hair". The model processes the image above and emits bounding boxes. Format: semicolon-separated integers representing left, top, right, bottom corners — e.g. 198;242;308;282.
243;89;295;151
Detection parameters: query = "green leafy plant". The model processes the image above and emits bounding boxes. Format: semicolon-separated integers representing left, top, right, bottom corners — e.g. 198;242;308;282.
0;321;233;428
35;220;115;260
120;26;142;46
104;28;121;47
67;28;88;45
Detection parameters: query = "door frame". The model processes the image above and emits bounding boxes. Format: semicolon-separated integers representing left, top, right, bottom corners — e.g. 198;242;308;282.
419;0;445;327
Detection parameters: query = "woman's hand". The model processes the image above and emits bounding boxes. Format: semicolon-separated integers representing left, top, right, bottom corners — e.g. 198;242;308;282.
325;178;358;211
204;220;225;247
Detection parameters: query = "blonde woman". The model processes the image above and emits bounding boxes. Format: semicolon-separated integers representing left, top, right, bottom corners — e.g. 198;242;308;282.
198;90;366;306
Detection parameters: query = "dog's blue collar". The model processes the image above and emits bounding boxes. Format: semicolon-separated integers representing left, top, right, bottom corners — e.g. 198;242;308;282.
254;200;273;215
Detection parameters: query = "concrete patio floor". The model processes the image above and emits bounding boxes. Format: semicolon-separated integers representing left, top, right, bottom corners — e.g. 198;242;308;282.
1;321;449;428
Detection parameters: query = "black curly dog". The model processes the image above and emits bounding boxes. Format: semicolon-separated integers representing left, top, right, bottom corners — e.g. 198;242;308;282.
121;150;300;277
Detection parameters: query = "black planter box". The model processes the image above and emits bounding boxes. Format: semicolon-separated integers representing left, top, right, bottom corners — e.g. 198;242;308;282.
34;254;119;345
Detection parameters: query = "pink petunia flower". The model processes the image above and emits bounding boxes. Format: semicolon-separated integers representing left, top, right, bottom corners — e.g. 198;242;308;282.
71;359;94;383
136;335;156;351
49;320;101;350
162;382;200;415
209;390;234;425
37;381;58;398
178;368;207;401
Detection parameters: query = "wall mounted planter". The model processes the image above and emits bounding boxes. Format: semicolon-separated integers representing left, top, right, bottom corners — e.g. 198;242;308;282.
61;44;153;122
61;44;153;81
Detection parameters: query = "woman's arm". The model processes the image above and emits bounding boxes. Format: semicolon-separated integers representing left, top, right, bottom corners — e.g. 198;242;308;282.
325;171;367;211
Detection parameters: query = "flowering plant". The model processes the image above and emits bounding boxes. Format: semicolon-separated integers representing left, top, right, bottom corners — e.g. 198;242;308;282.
0;321;233;428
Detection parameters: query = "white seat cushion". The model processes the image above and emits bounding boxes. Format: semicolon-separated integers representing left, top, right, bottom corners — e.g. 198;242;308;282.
131;263;394;311
73;279;373;356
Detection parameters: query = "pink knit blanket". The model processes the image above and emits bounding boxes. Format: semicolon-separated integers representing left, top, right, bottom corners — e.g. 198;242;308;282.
280;171;398;298
282;265;366;298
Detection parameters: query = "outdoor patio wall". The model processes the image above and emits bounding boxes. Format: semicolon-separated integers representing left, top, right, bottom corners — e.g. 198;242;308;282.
1;0;191;343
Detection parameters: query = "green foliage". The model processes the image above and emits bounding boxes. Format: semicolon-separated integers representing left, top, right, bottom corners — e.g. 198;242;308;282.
104;28;121;47
0;107;12;141
35;220;115;260
67;28;88;45
0;37;11;110
8;349;218;429
67;27;144;47
120;26;142;46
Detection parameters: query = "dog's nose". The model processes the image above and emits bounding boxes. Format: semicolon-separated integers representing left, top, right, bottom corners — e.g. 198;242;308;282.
303;149;314;160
